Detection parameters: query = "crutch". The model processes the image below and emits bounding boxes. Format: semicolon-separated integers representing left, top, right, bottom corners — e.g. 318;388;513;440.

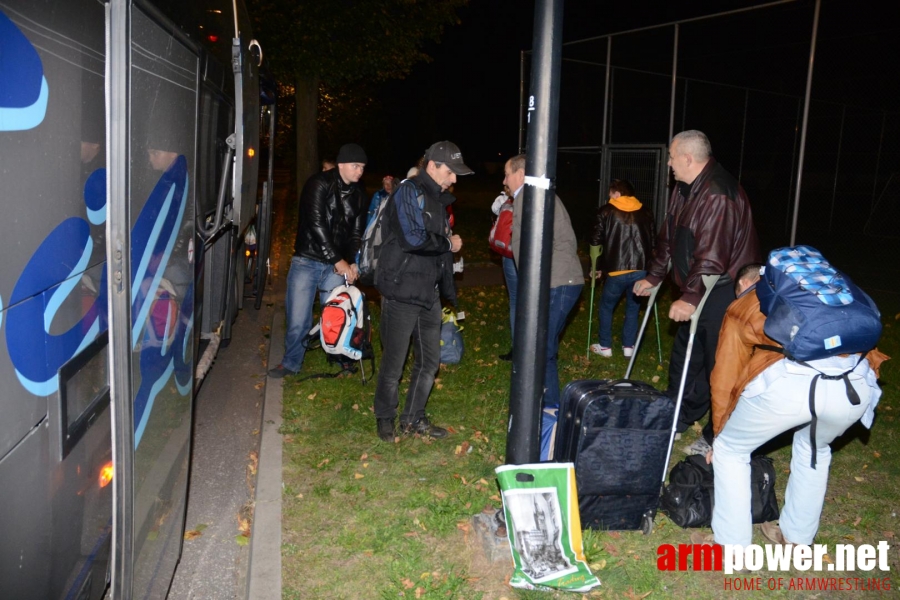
585;244;602;359
658;274;720;480
653;303;663;366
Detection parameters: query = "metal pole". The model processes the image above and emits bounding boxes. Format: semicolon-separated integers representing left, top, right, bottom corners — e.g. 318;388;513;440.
789;0;821;246
108;1;135;598
601;36;611;146
786;98;801;237
667;23;679;144
738;88;749;181
829;105;846;232
506;0;564;465
518;50;526;153
870;111;886;215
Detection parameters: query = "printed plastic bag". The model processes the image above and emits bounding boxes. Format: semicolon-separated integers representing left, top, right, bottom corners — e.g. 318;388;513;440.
495;463;600;593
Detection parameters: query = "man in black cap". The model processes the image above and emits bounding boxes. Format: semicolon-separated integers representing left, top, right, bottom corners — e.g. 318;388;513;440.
372;141;471;440
269;143;368;377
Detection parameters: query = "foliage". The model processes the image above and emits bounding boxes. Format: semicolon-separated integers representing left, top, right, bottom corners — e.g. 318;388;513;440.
249;0;467;85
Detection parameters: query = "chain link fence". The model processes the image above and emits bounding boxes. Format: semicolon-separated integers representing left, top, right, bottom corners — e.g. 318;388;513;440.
522;0;899;296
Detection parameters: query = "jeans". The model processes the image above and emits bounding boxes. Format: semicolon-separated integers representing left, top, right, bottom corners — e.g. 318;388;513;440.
543;284;583;408
281;256;345;372
373;292;443;424
502;256;518;342
597;270;645;348
711;355;879;546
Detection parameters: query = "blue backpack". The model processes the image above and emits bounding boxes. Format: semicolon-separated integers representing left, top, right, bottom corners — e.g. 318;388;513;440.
756;245;882;361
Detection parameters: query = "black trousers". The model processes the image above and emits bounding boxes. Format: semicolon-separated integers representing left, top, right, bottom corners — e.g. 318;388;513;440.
665;282;735;442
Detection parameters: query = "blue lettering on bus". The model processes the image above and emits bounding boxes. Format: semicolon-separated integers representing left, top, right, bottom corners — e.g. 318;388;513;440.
0;11;49;131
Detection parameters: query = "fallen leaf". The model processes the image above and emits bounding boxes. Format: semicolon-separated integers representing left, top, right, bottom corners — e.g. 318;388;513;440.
403;532;419;538
604;542;620;556
651;375;660;383
622;588;652;600
823;554;833;564
883;531;894;539
854;476;865;482
307;392;317;400
235;534;249;546
415;587;424;598
296;493;303;499
490;494;501;502
608;531;621;539
874;451;882;458
401;578;415;589
478;478;489;485
589;559;607;570
354;473;365;479
352;404;360;411
363;463;369;468
317;459;330;468
360;453;368;460
254;382;264;390
447;426;458;434
196;523;208;531
853;516;862;526
436;383;444;390
184;530;203;540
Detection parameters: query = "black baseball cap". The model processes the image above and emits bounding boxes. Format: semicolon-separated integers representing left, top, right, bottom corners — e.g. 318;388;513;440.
424;141;474;176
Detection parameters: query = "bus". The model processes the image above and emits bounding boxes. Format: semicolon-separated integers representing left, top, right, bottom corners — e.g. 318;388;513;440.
0;0;274;597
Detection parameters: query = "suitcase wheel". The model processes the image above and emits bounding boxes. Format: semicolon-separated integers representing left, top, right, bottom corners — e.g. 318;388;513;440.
641;514;654;536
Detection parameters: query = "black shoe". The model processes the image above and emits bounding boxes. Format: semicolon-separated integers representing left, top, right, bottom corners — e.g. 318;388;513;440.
499;351;513;361
268;364;297;378
401;417;448;439
376;418;396;442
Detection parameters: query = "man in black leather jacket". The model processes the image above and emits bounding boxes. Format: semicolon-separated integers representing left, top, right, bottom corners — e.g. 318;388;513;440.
373;141;469;441
589;178;656;358
269;143;368;378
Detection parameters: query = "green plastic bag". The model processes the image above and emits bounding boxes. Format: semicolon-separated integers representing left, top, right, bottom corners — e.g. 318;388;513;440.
495;462;600;593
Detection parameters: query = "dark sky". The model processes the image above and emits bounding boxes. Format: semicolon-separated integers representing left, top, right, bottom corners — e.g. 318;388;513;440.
370;0;898;171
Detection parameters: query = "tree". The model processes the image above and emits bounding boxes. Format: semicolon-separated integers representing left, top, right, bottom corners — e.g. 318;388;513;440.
248;0;468;187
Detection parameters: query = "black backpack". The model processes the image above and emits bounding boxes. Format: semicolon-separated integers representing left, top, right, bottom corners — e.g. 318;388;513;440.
660;454;779;528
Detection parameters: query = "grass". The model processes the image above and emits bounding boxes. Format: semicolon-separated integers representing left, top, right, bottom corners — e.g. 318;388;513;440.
274;170;900;599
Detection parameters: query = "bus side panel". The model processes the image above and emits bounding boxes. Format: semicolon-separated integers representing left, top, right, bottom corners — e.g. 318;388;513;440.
0;1;106;460
129;8;198;598
0;421;51;598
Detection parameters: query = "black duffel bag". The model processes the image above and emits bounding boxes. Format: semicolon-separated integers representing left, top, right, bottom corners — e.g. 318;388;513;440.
660;454;779;528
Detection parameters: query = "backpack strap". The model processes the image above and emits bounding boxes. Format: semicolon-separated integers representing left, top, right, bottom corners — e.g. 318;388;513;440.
754;344;861;469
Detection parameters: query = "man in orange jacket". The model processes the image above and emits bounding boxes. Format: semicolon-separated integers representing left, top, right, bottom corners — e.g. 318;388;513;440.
703;264;888;547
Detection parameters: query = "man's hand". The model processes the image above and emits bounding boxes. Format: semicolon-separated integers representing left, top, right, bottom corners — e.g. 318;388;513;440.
449;234;463;253
705;449;713;465
333;259;353;281
345;263;359;284
669;299;696;322
593;270;603;280
633;279;654;296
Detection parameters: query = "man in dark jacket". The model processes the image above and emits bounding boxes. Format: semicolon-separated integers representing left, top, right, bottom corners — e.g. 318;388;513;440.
589;178;656;358
269;143;368;378
373;141;469;441
634;130;760;453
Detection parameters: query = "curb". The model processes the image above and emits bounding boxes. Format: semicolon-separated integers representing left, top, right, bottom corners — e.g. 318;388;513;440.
247;303;284;600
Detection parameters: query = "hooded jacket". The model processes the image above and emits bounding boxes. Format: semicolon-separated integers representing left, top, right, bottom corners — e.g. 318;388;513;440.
293;168;367;264
644;158;760;306
375;173;457;309
589;195;656;275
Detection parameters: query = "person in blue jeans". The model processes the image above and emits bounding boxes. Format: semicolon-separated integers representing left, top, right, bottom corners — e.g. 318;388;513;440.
589;178;655;358
268;143;368;378
507;154;584;410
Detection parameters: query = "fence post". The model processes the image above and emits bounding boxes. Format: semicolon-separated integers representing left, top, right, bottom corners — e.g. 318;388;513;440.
789;0;822;246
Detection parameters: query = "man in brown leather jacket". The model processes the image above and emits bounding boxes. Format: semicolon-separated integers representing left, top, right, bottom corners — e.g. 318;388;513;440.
634;130;760;453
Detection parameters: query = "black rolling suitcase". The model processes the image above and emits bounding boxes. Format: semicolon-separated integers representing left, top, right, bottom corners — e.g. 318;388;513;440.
556;379;673;532
555;274;720;533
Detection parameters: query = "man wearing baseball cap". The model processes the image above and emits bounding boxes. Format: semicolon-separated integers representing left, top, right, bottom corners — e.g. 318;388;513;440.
372;141;471;441
269;143;368;378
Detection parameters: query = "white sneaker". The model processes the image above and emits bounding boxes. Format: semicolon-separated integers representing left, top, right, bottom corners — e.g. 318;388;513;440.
590;344;612;357
683;438;713;456
622;346;634;357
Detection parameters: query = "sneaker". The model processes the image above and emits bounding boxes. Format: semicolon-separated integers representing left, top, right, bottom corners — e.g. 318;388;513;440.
590;344;613;357
622;346;634;358
760;521;796;545
267;364;297;378
683;438;713;456
376;418;396;442
401;417;448;439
